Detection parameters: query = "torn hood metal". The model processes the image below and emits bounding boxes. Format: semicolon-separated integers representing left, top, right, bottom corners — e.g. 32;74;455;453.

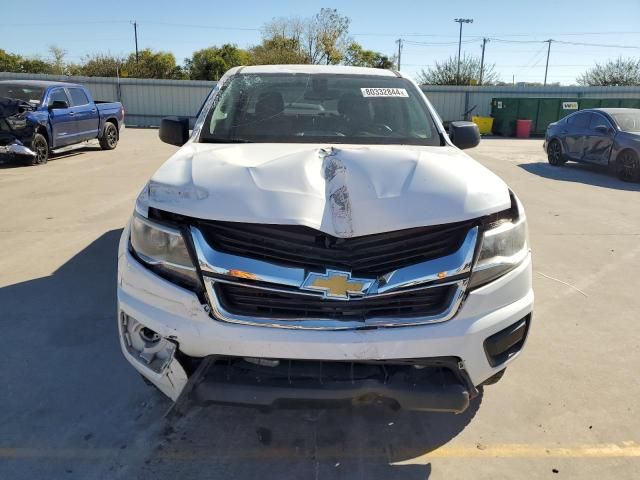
0;97;34;118
145;143;511;237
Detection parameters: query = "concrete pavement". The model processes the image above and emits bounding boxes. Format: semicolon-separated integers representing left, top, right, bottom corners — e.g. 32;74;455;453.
1;131;638;479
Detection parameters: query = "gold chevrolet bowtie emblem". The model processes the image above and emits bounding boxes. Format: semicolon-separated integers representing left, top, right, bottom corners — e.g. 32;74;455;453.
302;270;373;299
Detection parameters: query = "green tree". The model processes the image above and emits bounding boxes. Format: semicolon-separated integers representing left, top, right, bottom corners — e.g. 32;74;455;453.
417;54;498;85
306;8;350;65
0;49;56;74
19;57;55;74
261;8;351;65
122;49;185;79
577;57;640;86
48;45;67;75
76;54;125;77
344;42;394;69
0;49;22;72
250;36;309;65
185;44;251;80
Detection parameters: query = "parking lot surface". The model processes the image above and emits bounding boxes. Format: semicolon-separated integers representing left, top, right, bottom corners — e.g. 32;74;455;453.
1;130;639;479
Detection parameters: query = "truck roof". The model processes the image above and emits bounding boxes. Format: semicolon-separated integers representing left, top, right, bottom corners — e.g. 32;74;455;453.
230;64;400;77
0;80;83;89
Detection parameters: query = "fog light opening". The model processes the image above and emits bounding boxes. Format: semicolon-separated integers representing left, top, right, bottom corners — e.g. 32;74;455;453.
119;311;177;373
483;315;531;367
140;326;161;346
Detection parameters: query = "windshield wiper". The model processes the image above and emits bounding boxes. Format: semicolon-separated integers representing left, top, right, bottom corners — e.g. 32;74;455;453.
200;137;254;143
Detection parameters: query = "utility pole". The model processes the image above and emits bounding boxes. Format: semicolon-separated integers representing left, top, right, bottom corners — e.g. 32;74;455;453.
396;38;403;71
543;39;552;86
479;37;489;85
454;18;473;85
133;21;139;64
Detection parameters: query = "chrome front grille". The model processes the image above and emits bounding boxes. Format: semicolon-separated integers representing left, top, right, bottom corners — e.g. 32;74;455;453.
195;219;474;277
190;223;479;330
216;281;455;320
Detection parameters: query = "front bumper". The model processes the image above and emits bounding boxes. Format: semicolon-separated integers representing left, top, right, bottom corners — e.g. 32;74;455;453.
188;355;475;413
117;222;533;409
0;142;35;157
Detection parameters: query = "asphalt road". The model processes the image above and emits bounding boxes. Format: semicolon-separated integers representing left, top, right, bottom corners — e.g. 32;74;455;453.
1;130;639;479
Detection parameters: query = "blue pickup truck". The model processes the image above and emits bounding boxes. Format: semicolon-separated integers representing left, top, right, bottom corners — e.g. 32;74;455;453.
0;80;124;165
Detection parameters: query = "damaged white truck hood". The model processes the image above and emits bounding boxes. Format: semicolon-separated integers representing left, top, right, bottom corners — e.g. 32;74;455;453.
145;143;510;237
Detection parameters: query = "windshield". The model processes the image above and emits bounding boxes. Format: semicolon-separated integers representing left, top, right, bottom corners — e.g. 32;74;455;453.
200;73;441;145
0;84;44;105
611;111;640;133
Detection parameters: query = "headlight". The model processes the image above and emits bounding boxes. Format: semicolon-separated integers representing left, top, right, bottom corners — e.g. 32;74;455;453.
469;197;529;289
129;214;200;288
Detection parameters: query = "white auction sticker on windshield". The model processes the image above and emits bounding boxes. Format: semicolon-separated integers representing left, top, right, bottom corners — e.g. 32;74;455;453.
361;87;409;98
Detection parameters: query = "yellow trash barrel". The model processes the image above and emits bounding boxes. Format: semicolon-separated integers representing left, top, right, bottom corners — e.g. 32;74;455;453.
472;116;494;135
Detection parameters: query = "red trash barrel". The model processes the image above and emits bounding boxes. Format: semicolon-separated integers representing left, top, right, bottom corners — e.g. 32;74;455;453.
516;119;533;138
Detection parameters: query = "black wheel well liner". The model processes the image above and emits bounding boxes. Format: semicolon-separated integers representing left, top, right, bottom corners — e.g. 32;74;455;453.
103;117;118;134
35;125;49;144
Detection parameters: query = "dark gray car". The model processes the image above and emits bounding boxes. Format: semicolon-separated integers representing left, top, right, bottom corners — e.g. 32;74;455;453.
544;108;640;182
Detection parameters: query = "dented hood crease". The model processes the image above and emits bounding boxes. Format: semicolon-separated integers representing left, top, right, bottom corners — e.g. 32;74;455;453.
148;143;510;237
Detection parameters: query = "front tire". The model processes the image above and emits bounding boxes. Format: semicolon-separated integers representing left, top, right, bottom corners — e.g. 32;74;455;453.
100;122;119;150
25;133;49;166
547;139;565;166
616;150;640;182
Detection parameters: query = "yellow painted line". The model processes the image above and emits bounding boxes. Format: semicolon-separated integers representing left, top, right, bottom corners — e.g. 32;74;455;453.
0;442;639;461
393;441;640;464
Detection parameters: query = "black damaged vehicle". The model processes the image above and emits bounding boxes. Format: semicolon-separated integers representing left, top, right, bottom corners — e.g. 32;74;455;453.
544;108;640;182
0;80;124;166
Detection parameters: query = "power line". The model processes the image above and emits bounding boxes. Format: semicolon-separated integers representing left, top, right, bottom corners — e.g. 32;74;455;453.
553;39;640;49
490;38;547;44
353;30;640;37
2;20;131;26
404;38;481;46
2;19;640;40
403;63;594;67
515;44;548;77
142;21;260;31
489;37;640;49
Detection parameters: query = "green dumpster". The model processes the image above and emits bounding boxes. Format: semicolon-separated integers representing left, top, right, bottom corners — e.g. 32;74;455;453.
558;99;580;120
491;98;520;136
490;97;640;136
536;99;559;135
600;98;622;108
579;98;601;110
517;98;540;133
620;98;640;109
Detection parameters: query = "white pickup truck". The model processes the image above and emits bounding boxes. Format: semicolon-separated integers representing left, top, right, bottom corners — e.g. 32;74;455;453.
117;65;533;413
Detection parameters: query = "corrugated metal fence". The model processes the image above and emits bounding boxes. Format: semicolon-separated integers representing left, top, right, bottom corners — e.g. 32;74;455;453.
0;72;215;127
2;72;640;126
421;85;640;122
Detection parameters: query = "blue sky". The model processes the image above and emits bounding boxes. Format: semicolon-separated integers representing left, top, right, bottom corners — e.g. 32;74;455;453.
2;0;639;84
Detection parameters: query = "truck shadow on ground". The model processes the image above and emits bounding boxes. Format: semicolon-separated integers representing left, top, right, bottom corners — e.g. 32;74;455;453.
519;161;640;191
0;229;482;480
140;395;481;479
0;148;100;169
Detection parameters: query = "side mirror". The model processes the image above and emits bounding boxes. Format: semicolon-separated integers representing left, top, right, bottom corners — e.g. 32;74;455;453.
159;117;190;146
594;125;612;135
49;100;69;110
449;121;481;150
